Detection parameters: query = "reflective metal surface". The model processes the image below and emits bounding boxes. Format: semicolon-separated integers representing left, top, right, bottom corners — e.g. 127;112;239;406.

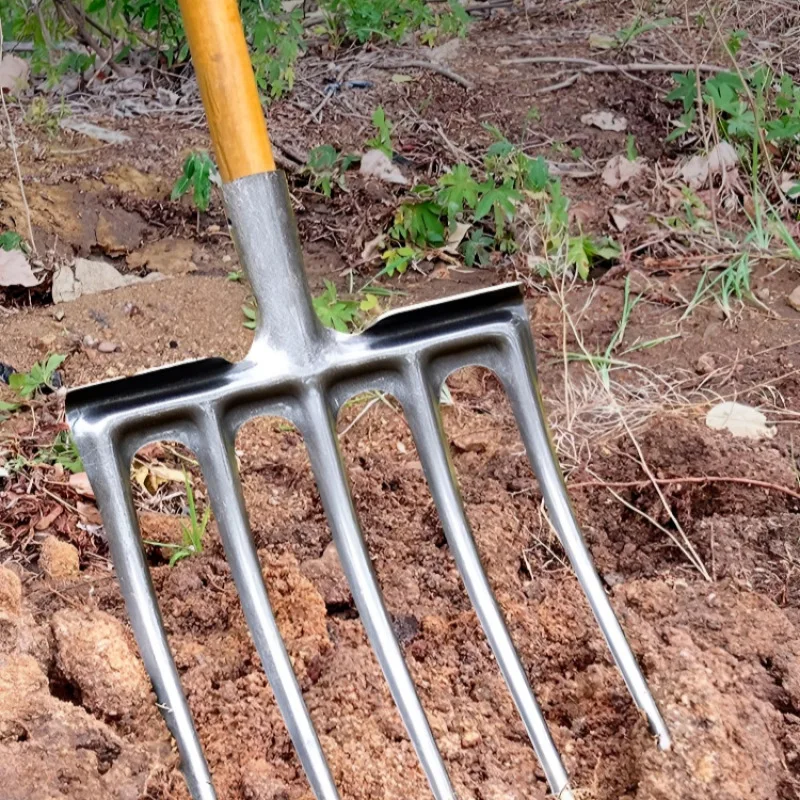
67;171;670;800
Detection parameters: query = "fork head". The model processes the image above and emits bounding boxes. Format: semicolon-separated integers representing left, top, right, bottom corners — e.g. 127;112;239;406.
67;170;669;800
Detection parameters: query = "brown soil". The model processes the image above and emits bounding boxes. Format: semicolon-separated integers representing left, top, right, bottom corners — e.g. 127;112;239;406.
3;1;800;799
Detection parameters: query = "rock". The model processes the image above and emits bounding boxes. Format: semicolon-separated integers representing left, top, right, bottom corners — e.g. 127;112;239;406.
300;542;352;608
127;238;196;276
0;249;38;288
59;118;132;144
95;208;145;254
787;285;800;312
40;536;81;579
97;340;119;353
0;568;21;617
51;609;149;717
359;149;408;186
52;258;164;303
705;401;776;440
695;353;716;375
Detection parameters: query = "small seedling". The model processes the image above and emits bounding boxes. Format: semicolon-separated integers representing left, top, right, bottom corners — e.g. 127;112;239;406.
0;400;19;423
366;106;394;156
171;151;218;212
145;471;211;566
614;15;677;49
625;134;638;161
34;430;84;474
303;145;360;197
9;354;66;399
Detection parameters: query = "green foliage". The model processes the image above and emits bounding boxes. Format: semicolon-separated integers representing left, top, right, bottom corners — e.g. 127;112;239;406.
320;0;468;46
366;106;395;156
145;471;211;567
0;400;20;423
625;134;639;161
0;232;25;251
381;246;420;276
566;235;621;281
666;66;800;152
9;354;65;399
171;151;217;212
390;201;446;247
34;430;84;474
436;163;480;222
303;145;359;197
613;15;677;49
25;97;69;136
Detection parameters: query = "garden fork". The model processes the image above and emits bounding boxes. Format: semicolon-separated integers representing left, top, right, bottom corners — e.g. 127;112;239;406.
66;1;671;797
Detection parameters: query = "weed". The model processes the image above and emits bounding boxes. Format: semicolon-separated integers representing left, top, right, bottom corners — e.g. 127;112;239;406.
0;400;19;423
303;145;359;197
625;134;639;161
171;151;218;213
9;354;65;399
34;430;83;473
24;97;68;136
366;106;395;156
227;270;243;282
682;252;759;319
613;15;677;49
145;471;211;566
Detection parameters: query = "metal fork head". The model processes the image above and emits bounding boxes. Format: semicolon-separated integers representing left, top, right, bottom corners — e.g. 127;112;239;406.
67;171;670;800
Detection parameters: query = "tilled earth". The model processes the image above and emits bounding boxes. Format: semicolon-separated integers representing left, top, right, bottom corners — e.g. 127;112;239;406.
4;1;800;798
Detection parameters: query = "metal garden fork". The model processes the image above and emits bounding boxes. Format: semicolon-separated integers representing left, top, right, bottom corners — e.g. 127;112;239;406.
66;2;671;798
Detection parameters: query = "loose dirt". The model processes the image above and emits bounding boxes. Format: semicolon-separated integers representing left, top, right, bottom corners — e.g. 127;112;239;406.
3;1;800;799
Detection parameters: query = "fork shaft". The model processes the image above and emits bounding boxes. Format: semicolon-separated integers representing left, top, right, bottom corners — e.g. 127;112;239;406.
401;365;574;799
80;437;217;800
197;416;341;800
501;327;671;750
302;389;457;800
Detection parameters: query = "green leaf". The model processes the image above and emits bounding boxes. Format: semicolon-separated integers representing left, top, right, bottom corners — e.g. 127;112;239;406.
524;156;550;192
474;180;521;235
0;231;24;251
171;175;191;201
666;72;698;112
436;164;480;221
141;3;159;30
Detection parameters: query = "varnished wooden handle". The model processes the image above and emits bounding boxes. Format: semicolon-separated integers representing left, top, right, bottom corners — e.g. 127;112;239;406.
177;0;275;181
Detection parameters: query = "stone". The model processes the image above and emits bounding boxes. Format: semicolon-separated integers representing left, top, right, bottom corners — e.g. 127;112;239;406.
300;542;352;608
787;285;800;312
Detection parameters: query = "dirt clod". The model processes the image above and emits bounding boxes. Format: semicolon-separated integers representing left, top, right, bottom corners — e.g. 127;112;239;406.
51;609;150;717
300;542;352;608
40;535;81;578
0;568;22;617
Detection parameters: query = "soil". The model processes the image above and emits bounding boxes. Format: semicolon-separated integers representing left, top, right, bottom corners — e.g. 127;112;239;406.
3;1;800;798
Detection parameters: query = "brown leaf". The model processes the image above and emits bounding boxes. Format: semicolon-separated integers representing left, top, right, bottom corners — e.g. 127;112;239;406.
35;505;64;531
68;472;95;498
77;501;102;525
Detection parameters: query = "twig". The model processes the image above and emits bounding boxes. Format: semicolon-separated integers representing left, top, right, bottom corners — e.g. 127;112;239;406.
570;475;800;503
503;57;726;76
368;58;473;89
0;20;36;254
531;73;579;94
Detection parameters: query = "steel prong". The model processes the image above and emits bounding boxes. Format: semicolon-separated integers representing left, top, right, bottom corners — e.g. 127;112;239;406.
501;325;672;750
401;362;575;800
77;435;217;800
302;389;458;800
197;414;341;800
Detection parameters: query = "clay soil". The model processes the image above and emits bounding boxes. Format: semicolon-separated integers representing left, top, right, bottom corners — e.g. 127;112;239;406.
3;1;800;799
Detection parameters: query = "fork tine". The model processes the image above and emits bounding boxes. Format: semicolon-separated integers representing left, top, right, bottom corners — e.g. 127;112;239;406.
402;364;574;800
301;389;458;800
500;327;672;750
79;437;217;800
197;416;341;800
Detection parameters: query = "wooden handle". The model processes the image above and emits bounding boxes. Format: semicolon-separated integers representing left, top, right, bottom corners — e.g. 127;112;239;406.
177;0;275;181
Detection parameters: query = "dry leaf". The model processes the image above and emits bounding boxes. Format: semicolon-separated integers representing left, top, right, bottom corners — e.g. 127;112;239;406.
443;222;471;254
359;149;408;185
35;505;64;531
69;472;95;497
708;142;738;174
610;208;631;231
679;154;709;190
602;155;646;189
581;111;628;132
77;501;102;525
0;249;37;287
361;232;387;261
705;402;775;440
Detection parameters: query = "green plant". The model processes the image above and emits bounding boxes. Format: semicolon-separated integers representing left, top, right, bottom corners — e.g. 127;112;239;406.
9;354;66;399
625;134;639;161
366;106;395;156
303;145;359;197
24;97;68;136
613;15;677;49
381;246;421;276
34;430;83;473
145;471;211;566
0;400;19;423
171;151;218;212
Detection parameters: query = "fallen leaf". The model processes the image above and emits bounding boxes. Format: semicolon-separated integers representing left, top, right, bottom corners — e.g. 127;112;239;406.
443;221;471;254
679;154;709;190
35;505;64;531
581;111;628;132
708;141;738;174
0;55;30;92
588;33;616;49
361;232;387;261
391;74;415;83
602;155;647;189
60;118;132;144
69;472;95;497
610;208;631;231
77;501;102;525
705;402;775;440
359;149;408;186
0;249;37;287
